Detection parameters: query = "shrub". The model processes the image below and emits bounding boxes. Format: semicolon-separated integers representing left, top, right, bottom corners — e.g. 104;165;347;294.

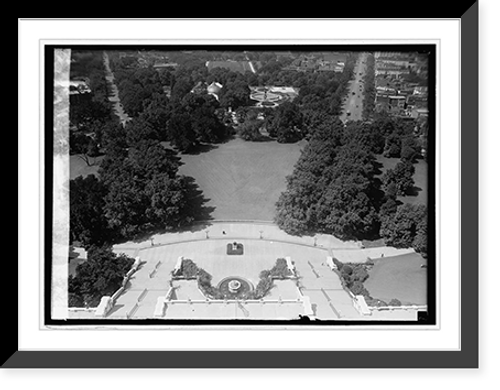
197;268;212;288
388;298;402;306
180;259;199;278
332;257;344;270
365;298;387;307
252;276;274;299
341;264;353;276
352;266;369;283
350;280;371;297
269;258;292;279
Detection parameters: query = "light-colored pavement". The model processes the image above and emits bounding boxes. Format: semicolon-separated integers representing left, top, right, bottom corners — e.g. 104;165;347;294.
108;222;417;320
340;52;369;123
113;222;414;265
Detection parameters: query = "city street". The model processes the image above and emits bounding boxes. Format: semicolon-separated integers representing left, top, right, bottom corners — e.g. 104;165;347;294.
339;52;369;122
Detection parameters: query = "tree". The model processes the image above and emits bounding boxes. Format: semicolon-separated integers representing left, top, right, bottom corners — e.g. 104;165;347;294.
393;160;415;196
267;102;303;143
144;173;190;228
140;93;170;138
182;94;227;143
166;112;197;152
316;183;379;240
344;121;385;155
99;132;191;238
119;81;149;117
384;133;401;157
170;77;193;102
275;120;380;239
400;136;420;162
70;175;111;248
68;246;134;307
383;160;415;196
100;121;128;158
69;131;99;166
379;196;398;220
380;203;427;253
275;188;314;235
238;118;263;141
125;116;160;146
219;80;251;110
128;139;179;180
103;167;151;237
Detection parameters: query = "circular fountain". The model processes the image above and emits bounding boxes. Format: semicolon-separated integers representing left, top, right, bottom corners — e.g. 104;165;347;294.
250;87;285;108
228;279;242;293
217;277;254;299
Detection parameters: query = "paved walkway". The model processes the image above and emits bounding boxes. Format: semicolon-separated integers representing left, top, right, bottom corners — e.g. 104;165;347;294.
113;221;414;263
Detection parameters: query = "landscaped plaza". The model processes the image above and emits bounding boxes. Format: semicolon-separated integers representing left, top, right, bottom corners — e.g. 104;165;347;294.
68;222;421;320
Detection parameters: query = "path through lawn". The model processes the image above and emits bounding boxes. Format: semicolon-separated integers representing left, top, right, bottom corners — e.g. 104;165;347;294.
179;137;306;221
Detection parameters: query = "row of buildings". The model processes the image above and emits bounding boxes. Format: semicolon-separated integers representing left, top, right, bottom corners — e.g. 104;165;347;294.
373;52;429;119
283;52;347;73
374;51;428;78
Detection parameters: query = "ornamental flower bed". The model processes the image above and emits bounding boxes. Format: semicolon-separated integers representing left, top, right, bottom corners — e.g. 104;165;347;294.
171;258;199;279
226;242;244;255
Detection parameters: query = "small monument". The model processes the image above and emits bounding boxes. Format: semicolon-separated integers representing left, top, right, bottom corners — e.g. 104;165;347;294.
227;241;244;255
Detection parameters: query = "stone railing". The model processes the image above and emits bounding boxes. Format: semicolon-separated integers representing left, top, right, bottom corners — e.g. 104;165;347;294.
353;295;372;316
67;307;96;313
285;256;296;277
370;305;427;312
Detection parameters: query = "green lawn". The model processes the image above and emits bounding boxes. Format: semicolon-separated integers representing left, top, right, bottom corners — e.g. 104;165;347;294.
376;155;428;206
363;252;427;305
70;155;103;180
178;137;306;221
69;137;305;222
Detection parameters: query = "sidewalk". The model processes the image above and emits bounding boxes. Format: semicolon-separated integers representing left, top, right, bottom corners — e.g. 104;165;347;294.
112;221;414;263
113;221;358;251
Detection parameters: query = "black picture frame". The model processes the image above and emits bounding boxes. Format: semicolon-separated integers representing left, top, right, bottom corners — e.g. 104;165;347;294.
9;9;478;368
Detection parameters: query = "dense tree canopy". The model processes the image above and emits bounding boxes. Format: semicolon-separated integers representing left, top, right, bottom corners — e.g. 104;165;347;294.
266;102;303;143
380;203;428;257
166;110;198;152
275;118;381;239
70;175;111;248
98;138;190;237
382;160;416;196
68;246;135;307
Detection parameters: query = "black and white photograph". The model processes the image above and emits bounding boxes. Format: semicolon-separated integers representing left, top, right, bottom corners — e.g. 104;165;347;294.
13;12;486;375
48;44;434;323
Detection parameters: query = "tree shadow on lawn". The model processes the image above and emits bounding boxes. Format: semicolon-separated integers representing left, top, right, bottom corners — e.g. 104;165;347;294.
405;185;422;197
184;143;220;155
372;160;385;176
182;175;216;225
181;134;237;156
125;177;215;244
250;134;276;143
